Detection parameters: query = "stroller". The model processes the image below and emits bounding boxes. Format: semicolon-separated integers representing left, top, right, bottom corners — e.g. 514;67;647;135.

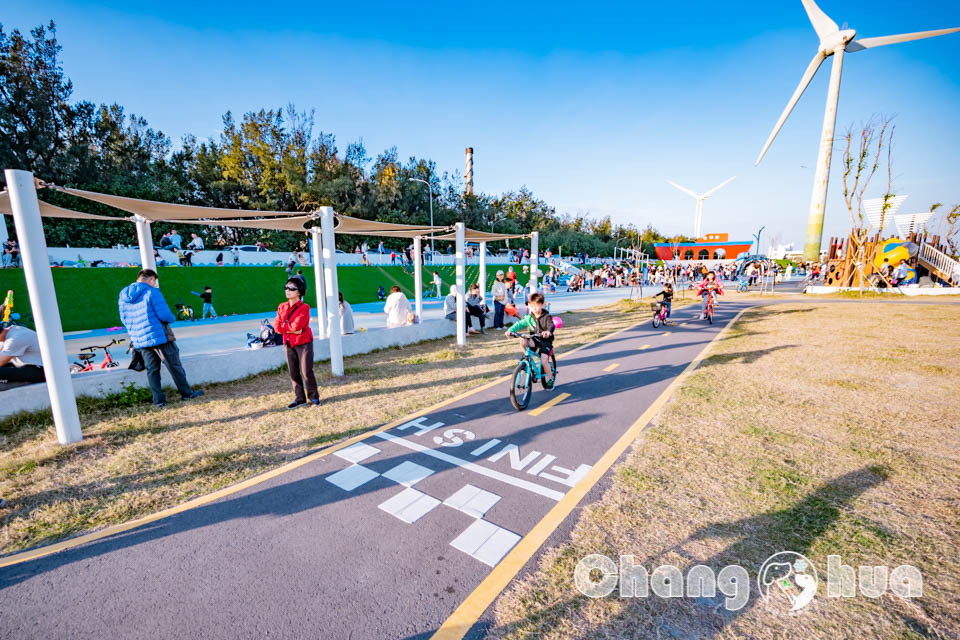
246;319;283;350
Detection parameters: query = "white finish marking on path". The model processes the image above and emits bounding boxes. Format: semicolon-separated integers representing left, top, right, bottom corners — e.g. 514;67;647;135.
375;431;566;501
335;442;381;464
383;461;434;487
379;488;441;523
326;465;379;491
450;519;522;567
443;484;501;519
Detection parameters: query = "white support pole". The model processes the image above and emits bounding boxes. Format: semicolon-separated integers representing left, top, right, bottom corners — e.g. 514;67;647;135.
319;208;343;375
478;241;487;305
310;227;327;339
455;222;466;347
530;231;540;293
133;215;157;272
414;235;423;322
5;170;82;444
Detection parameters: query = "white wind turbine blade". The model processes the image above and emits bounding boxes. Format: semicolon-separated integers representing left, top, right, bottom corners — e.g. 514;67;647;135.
666;180;700;200
701;176;737;199
755;50;827;165
846;27;960;52
800;0;839;40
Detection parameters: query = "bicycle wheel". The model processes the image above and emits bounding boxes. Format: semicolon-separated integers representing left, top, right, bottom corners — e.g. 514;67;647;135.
652;313;661;328
510;361;533;410
69;363;84;374
541;353;558;390
707;307;714;324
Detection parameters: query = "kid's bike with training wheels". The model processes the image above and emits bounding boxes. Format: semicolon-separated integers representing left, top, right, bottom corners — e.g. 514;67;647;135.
506;332;557;411
737;277;749;293
70;339;125;373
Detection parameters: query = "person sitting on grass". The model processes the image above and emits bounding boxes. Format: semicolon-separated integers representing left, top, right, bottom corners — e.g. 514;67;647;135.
384;285;413;328
505;292;555;385
275;277;319;408
377;285;386;301
0;317;45;384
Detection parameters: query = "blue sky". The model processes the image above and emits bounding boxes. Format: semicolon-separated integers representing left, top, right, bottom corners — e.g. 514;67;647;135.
6;1;960;248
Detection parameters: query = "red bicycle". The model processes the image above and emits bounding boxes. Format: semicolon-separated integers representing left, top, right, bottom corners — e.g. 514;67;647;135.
704;291;716;324
651;301;673;328
70;339;125;373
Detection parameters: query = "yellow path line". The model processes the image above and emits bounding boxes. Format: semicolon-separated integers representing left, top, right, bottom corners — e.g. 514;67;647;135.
602;363;620;372
528;392;570;417
429;308;749;640
0;312;645;568
661;331;671;336
638;344;651;350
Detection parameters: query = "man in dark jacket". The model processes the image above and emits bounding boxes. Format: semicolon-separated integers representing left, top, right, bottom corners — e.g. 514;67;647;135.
118;269;203;407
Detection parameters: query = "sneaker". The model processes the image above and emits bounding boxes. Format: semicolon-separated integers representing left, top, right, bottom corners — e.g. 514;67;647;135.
288;400;307;409
183;389;204;400
310;399;321;407
154;402;166;409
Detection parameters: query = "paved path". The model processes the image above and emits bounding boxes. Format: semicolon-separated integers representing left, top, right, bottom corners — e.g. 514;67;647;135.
0;298;790;638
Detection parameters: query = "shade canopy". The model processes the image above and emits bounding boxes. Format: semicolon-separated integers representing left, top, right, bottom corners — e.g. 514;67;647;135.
0;190;132;222
50;186;300;221
333;213;448;236
432;228;529;242
171;215;316;232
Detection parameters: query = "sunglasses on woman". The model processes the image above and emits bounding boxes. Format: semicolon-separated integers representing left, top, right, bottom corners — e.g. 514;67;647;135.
285;285;299;292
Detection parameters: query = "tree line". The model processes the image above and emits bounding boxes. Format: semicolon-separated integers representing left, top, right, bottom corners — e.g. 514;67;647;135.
1;21;689;256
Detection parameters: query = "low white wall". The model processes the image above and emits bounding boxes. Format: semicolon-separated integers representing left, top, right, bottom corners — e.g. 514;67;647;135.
0;320;457;419
45;247;525;268
805;285;960;296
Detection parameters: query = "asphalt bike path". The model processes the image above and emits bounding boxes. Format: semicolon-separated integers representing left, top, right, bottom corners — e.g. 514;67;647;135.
0;300;762;639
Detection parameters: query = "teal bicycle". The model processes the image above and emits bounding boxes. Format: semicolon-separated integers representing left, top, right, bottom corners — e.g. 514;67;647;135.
506;332;557;410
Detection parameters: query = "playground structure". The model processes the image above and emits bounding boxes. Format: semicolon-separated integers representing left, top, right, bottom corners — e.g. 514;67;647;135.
822;230;959;288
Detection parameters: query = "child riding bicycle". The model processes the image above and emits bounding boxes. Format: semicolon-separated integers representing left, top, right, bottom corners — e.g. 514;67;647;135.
506;292;555;386
654;282;674;321
696;271;723;319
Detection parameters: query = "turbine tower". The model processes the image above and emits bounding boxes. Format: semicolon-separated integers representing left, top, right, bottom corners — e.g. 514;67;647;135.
755;0;959;261
666;176;736;238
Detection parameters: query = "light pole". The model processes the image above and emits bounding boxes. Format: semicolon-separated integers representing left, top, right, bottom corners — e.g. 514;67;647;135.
411;178;434;255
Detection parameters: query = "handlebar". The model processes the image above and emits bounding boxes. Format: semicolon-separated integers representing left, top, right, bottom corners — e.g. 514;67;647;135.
81;338;125;351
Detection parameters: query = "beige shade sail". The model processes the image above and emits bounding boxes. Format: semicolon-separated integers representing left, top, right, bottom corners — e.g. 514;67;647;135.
0;190;132;222
431;228;529;242
168;215;316;232
50;186;301;221
333;213;448;236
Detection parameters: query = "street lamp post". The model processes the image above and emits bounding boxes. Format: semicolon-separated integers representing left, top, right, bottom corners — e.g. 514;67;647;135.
411;178;434;255
753;226;766;257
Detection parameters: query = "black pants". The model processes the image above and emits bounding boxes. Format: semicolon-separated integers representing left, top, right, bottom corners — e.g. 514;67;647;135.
140;342;194;404
285;342;319;403
466;303;486;330
0;364;45;383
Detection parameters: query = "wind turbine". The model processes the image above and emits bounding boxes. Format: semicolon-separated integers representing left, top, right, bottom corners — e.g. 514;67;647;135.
755;0;959;261
666;176;737;238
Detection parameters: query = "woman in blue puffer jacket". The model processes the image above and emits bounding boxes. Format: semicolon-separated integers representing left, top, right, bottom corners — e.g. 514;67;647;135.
117;269;202;407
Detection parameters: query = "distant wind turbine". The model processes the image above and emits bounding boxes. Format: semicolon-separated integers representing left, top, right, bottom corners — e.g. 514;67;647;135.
666;176;737;238
755;0;959;261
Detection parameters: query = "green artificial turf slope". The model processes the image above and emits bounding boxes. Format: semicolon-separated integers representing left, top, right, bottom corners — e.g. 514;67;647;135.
0;263;510;332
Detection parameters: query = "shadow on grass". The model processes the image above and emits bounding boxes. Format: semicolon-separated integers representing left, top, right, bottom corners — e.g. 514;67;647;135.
480;466;888;640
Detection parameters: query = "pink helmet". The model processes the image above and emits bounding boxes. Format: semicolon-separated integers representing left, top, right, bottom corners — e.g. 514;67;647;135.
552;316;563;329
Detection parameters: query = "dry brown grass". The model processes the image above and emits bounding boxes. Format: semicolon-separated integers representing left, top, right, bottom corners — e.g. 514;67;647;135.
0;297;677;555
491;302;960;640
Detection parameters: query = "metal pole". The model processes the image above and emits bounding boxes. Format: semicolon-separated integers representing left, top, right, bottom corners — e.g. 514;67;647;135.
134;215;157;272
479;241;487;305
530;231;539;293
319;208;343;375
429;187;434;255
455;222;465;347
310;227;327;339
804;47;845;261
414;235;423;322
5;169;82;444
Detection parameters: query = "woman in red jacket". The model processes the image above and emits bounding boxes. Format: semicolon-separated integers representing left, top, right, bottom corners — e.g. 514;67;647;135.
275;277;319;408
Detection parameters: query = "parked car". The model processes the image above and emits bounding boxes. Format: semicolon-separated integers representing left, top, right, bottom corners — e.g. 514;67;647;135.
223;245;268;252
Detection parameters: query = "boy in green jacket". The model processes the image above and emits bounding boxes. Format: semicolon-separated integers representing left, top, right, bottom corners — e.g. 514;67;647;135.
506;292;555;384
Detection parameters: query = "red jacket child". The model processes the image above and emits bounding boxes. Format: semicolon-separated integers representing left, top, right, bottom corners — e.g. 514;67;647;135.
275;300;313;347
